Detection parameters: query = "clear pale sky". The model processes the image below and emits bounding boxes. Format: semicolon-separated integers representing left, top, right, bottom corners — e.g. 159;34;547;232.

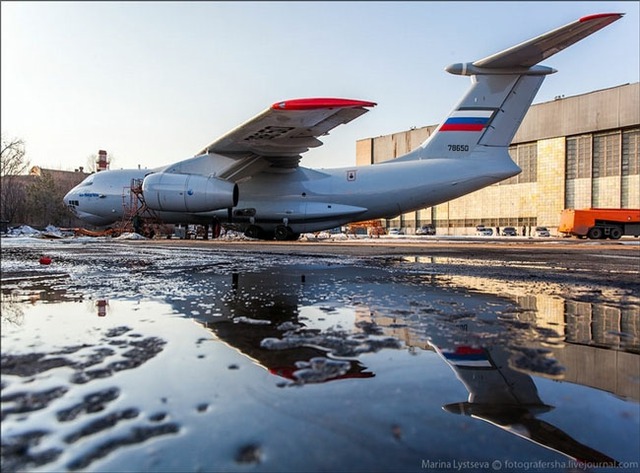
2;1;638;172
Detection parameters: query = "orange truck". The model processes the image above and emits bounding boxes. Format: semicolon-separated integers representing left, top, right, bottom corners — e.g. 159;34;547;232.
559;208;640;239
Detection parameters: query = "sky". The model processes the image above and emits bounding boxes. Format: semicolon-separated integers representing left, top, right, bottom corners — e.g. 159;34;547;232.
2;1;638;172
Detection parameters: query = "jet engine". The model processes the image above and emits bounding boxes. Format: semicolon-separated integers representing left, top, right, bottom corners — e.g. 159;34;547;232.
142;173;239;213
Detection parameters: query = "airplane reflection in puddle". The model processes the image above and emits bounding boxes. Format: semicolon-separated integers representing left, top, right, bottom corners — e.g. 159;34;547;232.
430;342;619;466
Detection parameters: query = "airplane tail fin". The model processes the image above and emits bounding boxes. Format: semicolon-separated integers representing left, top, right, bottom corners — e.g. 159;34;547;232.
400;13;623;161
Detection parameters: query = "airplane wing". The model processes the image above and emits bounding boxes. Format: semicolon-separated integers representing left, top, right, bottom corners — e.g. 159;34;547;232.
196;98;376;181
474;13;623;68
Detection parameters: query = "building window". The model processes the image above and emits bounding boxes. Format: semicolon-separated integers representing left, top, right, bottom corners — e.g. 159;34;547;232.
566;135;592;179
506;142;537;184
565;134;593;209
593;131;621;178
622;128;639;176
621;128;639;208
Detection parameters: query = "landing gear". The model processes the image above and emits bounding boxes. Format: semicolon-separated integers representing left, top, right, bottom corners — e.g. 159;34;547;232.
244;225;263;239
212;218;222;238
274;225;299;241
245;224;299;241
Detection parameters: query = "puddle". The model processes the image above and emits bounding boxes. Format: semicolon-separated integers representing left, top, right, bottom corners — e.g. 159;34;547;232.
1;238;639;472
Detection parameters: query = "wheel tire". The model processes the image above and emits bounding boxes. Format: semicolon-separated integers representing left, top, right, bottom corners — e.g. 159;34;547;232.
244;225;262;239
587;227;603;239
274;225;292;241
212;219;222;238
609;227;622;240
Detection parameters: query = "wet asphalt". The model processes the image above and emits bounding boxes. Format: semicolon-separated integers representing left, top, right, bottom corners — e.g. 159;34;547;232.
1;236;639;472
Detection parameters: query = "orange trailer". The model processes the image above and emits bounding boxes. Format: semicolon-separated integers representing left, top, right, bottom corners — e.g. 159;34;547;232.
346;219;386;237
559;208;640;239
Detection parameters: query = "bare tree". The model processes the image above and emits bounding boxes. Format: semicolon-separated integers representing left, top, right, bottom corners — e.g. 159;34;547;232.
1;134;30;225
85;153;98;173
26;170;71;227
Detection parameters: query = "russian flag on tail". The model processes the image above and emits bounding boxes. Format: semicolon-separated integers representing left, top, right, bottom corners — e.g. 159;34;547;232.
440;109;495;132
441;346;493;367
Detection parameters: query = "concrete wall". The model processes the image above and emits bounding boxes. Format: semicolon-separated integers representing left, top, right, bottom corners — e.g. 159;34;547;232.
355;139;373;166
356;125;436;165
624;175;640;207
567;178;593;209
536;138;566;226
513;83;640;143
593;176;623;208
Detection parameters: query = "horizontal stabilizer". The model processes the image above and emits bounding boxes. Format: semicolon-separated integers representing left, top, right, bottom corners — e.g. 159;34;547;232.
474;13;623;69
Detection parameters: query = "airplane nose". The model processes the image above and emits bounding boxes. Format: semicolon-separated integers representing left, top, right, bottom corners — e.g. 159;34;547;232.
63;189;78;211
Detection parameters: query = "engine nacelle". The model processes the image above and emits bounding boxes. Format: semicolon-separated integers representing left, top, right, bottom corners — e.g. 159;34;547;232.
142;173;239;213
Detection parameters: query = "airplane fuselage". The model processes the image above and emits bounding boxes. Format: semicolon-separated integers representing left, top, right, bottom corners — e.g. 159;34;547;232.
64;149;519;236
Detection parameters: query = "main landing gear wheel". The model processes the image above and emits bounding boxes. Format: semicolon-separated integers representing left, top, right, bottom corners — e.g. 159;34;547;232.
275;225;295;241
244;225;276;240
244;225;262;239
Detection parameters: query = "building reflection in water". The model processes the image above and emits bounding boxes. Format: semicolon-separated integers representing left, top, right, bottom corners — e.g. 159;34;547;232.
394;256;638;465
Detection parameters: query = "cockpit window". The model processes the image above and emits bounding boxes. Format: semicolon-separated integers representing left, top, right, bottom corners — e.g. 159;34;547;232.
80;175;95;186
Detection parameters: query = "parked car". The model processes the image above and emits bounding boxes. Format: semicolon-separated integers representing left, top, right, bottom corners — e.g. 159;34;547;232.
416;224;436;235
533;226;550;237
475;225;493;236
501;226;517;236
388;227;404;235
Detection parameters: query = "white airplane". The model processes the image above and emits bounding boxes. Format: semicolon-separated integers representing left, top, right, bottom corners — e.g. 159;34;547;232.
64;13;623;240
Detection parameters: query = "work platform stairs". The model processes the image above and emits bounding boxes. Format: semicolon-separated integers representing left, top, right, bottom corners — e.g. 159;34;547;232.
116;179;164;237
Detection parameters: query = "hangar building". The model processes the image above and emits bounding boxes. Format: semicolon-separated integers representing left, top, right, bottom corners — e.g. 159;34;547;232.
356;82;639;235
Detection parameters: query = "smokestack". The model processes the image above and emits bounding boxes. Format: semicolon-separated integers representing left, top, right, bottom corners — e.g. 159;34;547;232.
97;150;109;172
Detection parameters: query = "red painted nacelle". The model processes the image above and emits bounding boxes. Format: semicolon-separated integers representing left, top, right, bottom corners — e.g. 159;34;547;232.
142;172;238;213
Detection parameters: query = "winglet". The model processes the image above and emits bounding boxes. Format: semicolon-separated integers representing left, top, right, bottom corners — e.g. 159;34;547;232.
272;98;377;110
579;13;623;23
